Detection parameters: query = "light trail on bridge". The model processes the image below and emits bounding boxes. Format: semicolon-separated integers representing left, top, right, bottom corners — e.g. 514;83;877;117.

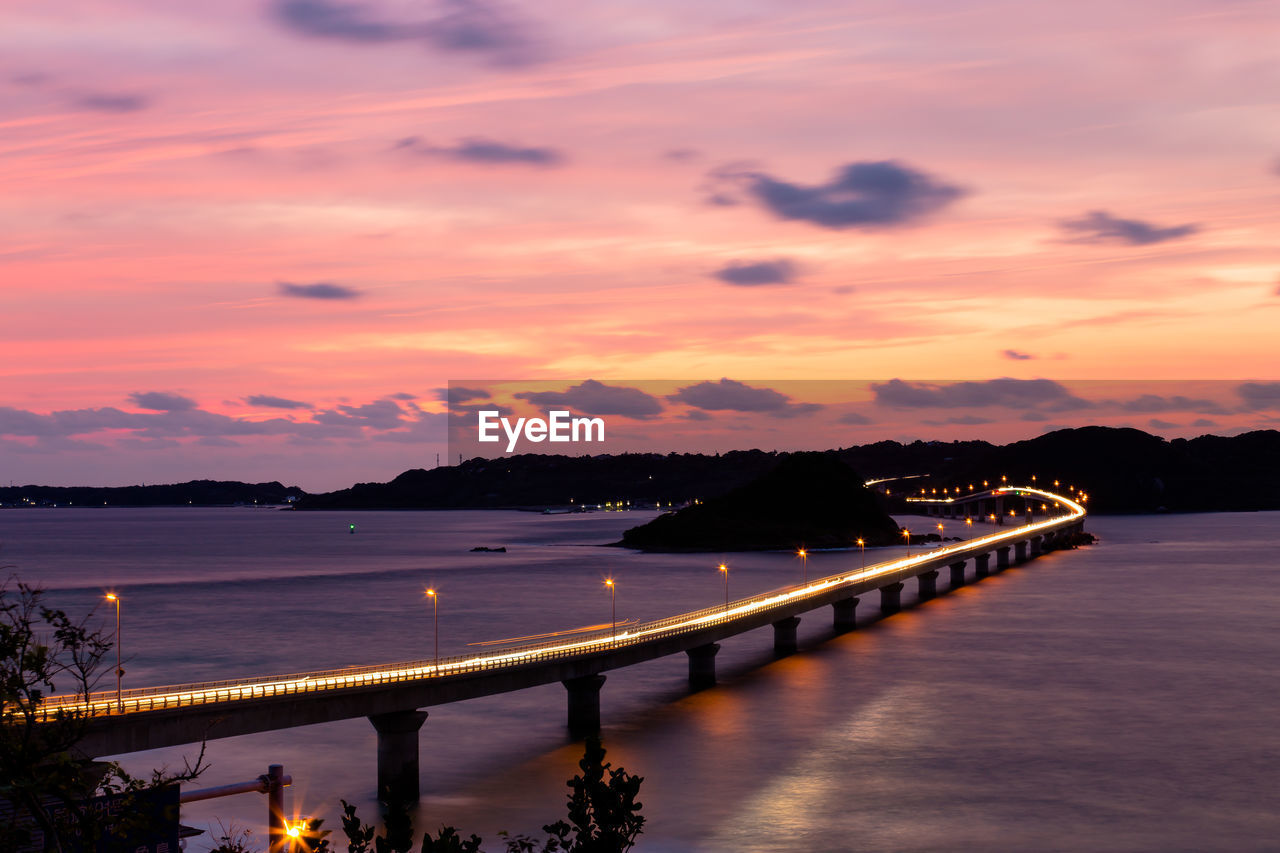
35;486;1084;721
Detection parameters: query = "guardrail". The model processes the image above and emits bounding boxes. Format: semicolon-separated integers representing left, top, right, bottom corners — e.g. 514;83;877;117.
35;486;1084;720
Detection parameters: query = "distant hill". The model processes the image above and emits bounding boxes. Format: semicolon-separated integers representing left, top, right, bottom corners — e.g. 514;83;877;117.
0;480;304;508
616;451;903;551
294;427;1280;514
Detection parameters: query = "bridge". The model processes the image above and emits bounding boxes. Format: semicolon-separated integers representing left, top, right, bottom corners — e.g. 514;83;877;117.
43;486;1085;803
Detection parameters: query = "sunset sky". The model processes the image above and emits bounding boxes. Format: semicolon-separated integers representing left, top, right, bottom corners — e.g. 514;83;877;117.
3;0;1279;490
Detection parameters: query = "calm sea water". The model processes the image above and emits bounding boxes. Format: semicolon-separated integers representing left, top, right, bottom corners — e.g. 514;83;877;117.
2;508;1277;852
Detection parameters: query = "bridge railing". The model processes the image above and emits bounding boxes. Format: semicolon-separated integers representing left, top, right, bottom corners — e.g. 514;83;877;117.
34;487;1083;719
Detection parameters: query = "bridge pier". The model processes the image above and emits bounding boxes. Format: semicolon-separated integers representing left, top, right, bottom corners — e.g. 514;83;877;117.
995;546;1010;570
1030;535;1043;557
879;582;904;615
369;710;428;804
949;560;966;588
686;643;720;690
974;552;990;579
917;570;939;600
773;616;801;655
1014;541;1028;564
563;674;606;737
832;597;859;632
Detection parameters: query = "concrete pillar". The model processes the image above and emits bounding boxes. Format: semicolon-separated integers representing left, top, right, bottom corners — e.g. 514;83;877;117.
686;643;720;689
995;497;1004;524
974;553;990;579
949;560;966;588
369;710;428;804
563;674;606;737
1014;540;1028;564
1030;535;1042;557
879;582;904;615
996;546;1010;570
773;616;801;655
832;597;859;632
917;570;939;600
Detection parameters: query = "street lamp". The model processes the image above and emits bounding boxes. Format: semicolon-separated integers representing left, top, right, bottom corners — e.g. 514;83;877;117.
105;593;123;713
718;563;729;612
856;538;865;569
604;578;616;643
424;589;439;670
797;548;808;584
902;528;911;556
965;517;974;529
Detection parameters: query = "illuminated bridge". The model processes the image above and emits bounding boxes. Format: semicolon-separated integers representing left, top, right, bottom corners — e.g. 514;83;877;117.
45;486;1085;802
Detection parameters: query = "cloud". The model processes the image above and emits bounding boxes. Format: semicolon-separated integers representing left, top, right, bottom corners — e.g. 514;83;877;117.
836;411;872;425
1191;418;1219;428
313;399;407;428
1002;349;1034;361
246;394;312;410
277;281;361;299
395;136;562;166
1238;381;1280;410
513;380;664;419
389;392;416;401
663;148;701;162
1148;418;1179;430
1117;394;1227;414
72;91;149;113
271;0;536;66
1058;210;1199;245
711;160;965;229
129;391;197;412
440;386;491;405
666;379;822;419
871;378;1092;411
712;259;796;287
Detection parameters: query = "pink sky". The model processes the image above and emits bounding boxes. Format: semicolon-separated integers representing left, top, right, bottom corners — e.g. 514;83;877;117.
2;0;1278;490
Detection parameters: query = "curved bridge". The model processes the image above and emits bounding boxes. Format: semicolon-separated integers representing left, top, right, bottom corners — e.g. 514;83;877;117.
47;486;1085;801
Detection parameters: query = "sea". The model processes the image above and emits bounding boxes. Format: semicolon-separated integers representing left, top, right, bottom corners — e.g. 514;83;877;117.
1;507;1277;852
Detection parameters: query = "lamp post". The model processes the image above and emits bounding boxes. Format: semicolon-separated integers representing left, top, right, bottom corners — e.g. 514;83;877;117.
425;589;439;670
857;538;865;569
605;578;616;643
105;593;123;712
718;563;729;612
902;529;910;557
797;549;808;584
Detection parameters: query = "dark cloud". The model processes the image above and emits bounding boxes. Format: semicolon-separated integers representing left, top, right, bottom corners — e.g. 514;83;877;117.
666;379;820;418
836;411;872;425
129;391;198;412
278;281;361;299
395;136;562;166
1148;418;1178;430
682;409;712;421
1002;349;1034;361
1117;394;1227;414
711;160;965;230
440;386;491;405
871;378;1092;411
389;392;416;401
1238;381;1280;410
12;72;50;87
1059;210;1199;246
514;380;664;419
313;399;407;429
197;436;241;448
246;394;312;410
712;259;796;287
1191;418;1219;428
72;91;150;113
271;0;536;65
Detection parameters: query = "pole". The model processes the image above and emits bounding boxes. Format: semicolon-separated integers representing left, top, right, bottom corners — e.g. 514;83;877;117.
267;764;286;853
799;549;807;584
432;594;439;670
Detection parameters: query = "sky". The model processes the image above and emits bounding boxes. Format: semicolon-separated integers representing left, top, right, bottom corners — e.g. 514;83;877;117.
2;0;1279;491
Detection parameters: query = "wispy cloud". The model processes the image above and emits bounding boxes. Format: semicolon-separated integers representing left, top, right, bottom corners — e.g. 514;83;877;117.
128;391;197;412
1002;349;1034;361
71;91;150;113
395;136;562;166
514;379;664;418
712;259;796;286
1059;210;1199;245
277;281;361;300
246;394;312;410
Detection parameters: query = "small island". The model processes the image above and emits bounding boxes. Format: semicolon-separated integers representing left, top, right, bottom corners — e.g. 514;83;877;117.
617;451;904;552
